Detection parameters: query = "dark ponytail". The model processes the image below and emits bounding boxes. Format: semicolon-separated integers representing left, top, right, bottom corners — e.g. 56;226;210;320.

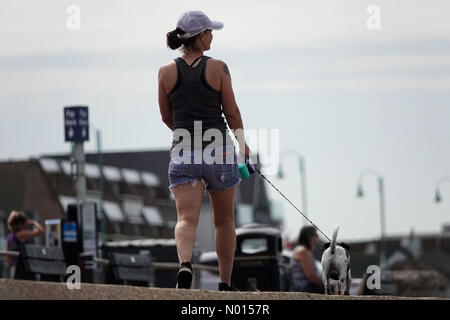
166;27;200;52
166;27;184;50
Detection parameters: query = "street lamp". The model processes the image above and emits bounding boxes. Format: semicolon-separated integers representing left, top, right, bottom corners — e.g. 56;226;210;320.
434;177;450;204
89;124;107;245
278;150;308;226
356;169;387;268
433;176;449;253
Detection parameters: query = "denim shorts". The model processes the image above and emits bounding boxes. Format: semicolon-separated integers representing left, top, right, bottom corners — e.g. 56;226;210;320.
168;144;241;193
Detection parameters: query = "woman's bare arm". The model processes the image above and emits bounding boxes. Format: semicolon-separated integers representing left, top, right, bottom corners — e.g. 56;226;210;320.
296;248;323;284
219;61;250;158
16;220;44;243
158;66;174;131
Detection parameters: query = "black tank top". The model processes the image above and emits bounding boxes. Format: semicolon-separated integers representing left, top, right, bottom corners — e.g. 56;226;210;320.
168;55;232;151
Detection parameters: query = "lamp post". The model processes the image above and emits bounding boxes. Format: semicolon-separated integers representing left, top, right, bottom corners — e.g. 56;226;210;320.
96;129;106;244
433;176;450;253
277;150;308;226
89;124;107;245
356;169;387;268
434;176;450;204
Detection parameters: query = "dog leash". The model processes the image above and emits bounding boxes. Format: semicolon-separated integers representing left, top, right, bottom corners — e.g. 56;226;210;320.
254;168;332;242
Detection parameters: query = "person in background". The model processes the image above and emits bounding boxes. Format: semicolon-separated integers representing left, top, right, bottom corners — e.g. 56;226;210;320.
6;211;44;278
289;226;325;293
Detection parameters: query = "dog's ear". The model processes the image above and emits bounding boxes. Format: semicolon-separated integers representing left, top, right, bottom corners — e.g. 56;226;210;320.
340;242;351;251
322;242;331;251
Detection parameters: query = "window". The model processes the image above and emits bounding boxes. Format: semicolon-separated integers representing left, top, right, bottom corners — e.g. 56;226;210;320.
103;201;126;222
122;197;144;225
142;206;164;227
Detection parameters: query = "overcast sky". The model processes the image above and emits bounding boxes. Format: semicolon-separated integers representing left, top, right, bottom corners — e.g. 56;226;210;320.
1;0;449;241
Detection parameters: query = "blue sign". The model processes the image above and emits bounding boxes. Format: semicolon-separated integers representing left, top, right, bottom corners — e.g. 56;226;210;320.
63;222;78;243
64;106;89;142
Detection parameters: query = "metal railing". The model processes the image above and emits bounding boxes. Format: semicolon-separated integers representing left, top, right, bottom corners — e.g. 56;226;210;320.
0;250;20;258
93;257;220;273
1;250;280;274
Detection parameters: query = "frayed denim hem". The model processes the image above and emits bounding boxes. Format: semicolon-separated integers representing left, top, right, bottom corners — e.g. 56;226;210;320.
206;177;241;193
169;178;207;192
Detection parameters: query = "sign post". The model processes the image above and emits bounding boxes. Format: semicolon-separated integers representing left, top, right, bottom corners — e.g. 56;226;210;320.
81;202;98;257
64;105;90;249
64;106;89;142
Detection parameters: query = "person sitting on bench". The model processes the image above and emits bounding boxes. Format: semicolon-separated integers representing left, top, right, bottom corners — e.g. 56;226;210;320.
6;210;44;278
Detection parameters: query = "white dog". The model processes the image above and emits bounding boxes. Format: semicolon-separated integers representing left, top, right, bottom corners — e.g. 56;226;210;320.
321;226;351;295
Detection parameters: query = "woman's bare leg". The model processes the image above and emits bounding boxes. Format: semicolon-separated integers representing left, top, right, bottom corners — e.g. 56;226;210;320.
208;185;237;285
172;180;205;264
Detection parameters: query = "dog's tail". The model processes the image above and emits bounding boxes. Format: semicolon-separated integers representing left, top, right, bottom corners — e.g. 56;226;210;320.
330;225;339;255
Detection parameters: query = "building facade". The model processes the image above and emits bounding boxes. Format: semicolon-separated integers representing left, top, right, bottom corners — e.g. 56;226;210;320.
0;150;281;253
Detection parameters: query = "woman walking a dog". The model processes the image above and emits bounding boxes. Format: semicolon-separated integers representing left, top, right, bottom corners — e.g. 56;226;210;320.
289;226;325;293
159;11;250;291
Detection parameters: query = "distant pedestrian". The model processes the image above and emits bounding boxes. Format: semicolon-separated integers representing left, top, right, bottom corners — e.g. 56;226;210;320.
6;211;44;278
289;226;325;293
159;11;250;290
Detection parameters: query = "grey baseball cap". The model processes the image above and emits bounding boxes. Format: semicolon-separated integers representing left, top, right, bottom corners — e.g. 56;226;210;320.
177;11;223;39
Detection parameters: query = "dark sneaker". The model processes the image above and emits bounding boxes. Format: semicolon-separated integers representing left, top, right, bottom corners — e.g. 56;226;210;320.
176;262;193;289
218;282;239;291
